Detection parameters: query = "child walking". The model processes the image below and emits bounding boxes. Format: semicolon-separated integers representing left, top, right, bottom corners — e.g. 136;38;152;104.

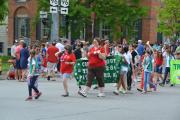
25;50;42;101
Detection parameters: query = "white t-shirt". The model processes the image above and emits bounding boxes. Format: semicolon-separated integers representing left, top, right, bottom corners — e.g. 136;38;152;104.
123;51;132;65
165;55;174;67
56;42;64;52
11;45;16;57
28;57;36;76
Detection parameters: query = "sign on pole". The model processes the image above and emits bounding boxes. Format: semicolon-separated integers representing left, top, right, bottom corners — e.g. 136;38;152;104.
170;60;180;84
50;0;59;6
40;11;48;18
60;7;68;15
61;0;69;7
50;6;58;13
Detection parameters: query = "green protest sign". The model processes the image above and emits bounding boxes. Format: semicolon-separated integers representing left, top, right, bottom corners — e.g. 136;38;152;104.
170;60;180;84
74;56;120;85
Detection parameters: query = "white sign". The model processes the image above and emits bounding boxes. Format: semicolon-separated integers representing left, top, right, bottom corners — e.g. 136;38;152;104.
61;0;69;7
50;0;59;6
50;6;58;13
60;7;68;15
40;11;47;18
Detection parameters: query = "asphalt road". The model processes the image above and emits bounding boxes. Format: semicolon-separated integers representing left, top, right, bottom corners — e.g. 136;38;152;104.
0;78;180;120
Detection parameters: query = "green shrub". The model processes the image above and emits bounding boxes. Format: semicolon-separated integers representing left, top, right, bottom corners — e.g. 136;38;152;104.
0;56;12;72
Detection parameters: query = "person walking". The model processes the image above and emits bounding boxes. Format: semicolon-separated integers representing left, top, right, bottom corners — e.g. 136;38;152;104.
56;45;76;97
142;51;153;93
78;38;106;97
113;45;129;95
25;50;42;101
46;41;59;81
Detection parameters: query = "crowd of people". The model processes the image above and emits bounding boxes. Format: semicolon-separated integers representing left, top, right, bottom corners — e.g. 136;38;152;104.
10;37;180;100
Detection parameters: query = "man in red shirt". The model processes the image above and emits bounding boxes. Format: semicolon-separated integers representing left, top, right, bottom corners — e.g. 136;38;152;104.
46;41;59;81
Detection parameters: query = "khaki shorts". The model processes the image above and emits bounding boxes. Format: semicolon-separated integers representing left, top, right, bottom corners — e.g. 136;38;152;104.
47;62;56;73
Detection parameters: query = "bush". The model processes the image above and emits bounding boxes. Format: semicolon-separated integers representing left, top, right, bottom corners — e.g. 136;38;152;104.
0;56;12;72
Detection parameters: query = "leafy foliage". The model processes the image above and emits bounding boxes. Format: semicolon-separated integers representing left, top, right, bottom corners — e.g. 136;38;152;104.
158;0;180;36
0;0;8;23
37;0;147;41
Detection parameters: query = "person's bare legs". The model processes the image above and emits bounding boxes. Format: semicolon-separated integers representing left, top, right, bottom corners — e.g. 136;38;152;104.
21;69;27;81
63;77;68;95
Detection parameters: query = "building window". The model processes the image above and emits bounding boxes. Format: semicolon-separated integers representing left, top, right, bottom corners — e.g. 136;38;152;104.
99;23;111;39
134;19;142;40
0;42;3;53
14;17;30;39
16;0;27;2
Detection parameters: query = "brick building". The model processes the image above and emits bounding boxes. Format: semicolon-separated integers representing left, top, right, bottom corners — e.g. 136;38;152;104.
141;0;162;44
8;0;161;46
8;0;38;46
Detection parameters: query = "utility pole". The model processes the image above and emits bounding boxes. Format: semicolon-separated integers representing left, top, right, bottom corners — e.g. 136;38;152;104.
50;13;59;42
49;0;69;42
49;0;59;42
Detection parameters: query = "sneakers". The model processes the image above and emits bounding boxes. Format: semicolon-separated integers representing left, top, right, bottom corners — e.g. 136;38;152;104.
25;96;32;101
120;89;126;94
35;92;42;99
127;86;131;91
93;86;98;90
137;88;143;92
97;93;105;97
113;90;119;95
141;91;147;94
78;90;87;97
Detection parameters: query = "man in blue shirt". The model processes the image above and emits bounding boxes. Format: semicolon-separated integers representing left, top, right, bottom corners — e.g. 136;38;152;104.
137;40;144;56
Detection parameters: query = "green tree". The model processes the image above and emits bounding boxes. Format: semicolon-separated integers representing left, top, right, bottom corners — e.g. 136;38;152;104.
0;0;8;23
36;0;147;41
158;0;180;37
91;0;147;41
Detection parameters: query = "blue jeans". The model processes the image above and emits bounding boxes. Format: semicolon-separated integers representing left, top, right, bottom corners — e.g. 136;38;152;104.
144;71;151;92
28;76;39;96
162;67;170;84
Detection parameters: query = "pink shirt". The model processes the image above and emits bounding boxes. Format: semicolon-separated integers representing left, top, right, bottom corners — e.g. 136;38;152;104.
15;45;22;60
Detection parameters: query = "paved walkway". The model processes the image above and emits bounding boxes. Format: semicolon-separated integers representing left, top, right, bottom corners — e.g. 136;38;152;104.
0;78;180;120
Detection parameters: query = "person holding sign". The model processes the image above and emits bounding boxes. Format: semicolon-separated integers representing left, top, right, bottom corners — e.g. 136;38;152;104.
56;45;76;97
78;38;106;97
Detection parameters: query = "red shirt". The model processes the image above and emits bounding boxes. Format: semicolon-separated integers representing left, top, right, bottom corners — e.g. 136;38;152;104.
47;46;59;63
155;57;163;66
42;57;47;67
88;47;105;68
60;52;76;74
